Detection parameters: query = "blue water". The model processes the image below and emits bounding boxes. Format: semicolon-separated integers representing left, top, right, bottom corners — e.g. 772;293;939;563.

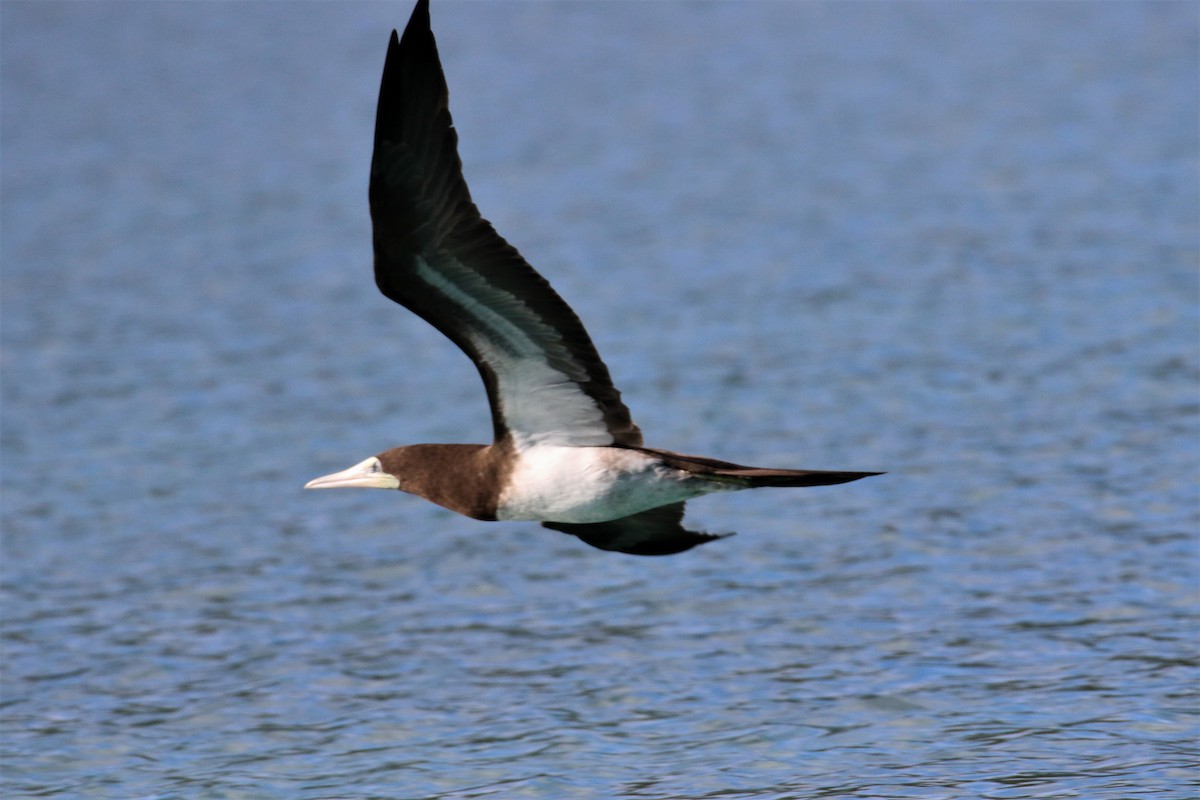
2;1;1197;797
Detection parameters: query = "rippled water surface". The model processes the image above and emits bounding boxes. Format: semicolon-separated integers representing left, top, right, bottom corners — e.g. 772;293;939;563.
3;2;1197;798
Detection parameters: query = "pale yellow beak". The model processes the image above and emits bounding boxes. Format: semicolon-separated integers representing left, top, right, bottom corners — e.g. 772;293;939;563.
304;456;400;490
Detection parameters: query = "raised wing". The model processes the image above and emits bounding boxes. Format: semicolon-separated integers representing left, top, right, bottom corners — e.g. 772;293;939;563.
543;503;731;556
370;0;641;450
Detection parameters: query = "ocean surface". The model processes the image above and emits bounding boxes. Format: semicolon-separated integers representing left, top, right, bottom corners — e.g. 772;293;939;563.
2;2;1197;798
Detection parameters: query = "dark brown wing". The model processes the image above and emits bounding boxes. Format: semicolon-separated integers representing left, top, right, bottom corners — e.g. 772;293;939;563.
543;503;731;556
370;0;641;449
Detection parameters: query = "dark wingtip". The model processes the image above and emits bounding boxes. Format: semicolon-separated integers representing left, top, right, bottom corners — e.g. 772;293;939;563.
621;530;732;557
396;0;431;56
375;0;445;152
409;0;430;30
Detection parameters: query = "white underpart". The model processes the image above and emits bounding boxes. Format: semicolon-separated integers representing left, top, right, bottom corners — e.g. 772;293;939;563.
496;446;732;523
416;257;611;449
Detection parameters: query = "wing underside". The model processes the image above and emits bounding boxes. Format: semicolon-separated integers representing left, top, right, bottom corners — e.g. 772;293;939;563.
370;0;641;450
543;502;731;556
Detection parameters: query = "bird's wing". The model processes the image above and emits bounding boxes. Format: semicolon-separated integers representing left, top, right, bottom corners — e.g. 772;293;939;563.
369;0;641;450
543;503;731;556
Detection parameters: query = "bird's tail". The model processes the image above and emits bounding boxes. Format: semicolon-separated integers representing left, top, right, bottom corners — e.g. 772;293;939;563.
630;446;883;488
700;467;882;488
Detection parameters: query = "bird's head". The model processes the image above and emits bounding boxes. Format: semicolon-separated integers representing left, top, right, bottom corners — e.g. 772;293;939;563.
304;444;497;520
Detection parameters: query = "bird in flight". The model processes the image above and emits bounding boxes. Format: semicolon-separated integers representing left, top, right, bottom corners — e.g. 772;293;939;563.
306;0;881;555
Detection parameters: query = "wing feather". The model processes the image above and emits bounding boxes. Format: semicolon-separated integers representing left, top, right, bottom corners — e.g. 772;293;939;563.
369;0;641;449
543;503;731;556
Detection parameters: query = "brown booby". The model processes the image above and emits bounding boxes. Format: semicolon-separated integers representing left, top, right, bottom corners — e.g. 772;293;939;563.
305;0;882;556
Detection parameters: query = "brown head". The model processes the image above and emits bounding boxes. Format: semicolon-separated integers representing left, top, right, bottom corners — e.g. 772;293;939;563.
304;443;503;520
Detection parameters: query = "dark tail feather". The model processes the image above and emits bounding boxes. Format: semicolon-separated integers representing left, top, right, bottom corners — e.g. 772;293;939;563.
705;468;883;488
626;445;883;488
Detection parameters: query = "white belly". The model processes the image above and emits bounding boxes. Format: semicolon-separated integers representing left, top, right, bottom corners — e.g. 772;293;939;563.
495;446;719;523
